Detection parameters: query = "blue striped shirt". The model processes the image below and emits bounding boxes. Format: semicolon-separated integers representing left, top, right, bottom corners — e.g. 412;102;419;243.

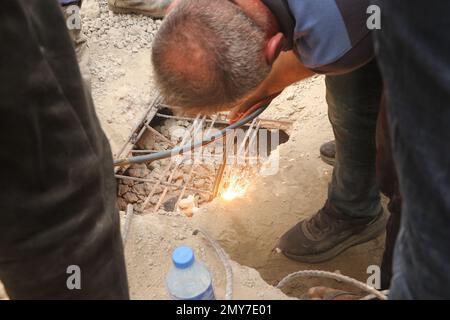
262;0;373;73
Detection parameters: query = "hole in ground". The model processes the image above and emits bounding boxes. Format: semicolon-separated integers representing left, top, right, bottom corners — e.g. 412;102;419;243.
116;108;292;216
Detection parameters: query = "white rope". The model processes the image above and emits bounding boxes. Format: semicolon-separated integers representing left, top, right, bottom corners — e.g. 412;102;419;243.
276;270;388;300
360;290;390;300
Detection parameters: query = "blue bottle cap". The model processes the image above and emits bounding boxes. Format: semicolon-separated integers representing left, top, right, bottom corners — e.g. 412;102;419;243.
172;246;195;269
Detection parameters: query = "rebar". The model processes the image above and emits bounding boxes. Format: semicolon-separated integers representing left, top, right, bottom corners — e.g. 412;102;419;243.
152;116;206;213
115;174;211;195
116;94;162;158
114;103;270;167
140;115;201;212
145;124;175;147
175;116;218;207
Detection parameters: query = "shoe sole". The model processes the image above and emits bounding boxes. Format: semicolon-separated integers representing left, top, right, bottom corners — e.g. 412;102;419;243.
108;4;166;18
282;210;388;263
320;154;335;166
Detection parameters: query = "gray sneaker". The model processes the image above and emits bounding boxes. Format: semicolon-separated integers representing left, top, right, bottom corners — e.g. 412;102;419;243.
108;0;172;18
278;203;388;263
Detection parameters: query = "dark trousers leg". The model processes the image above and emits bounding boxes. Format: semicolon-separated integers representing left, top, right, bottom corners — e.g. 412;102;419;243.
325;59;383;218
377;95;402;290
374;0;450;299
0;0;129;300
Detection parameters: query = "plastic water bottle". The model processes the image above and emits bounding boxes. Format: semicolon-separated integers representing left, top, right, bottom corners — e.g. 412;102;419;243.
166;246;216;300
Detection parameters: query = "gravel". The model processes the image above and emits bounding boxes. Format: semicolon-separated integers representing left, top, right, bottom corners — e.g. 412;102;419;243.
81;0;160;96
79;0;163;152
82;0;159;52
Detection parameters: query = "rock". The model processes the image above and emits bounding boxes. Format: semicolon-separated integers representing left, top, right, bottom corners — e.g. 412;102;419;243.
182;164;193;174
197;193;210;204
132;183;146;195
177;195;199;217
136;130;155;150
117;197;128;211
195;166;212;177
168;125;187;143
118;183;130;196
155;142;170;150
145;183;163;194
172;171;184;181
163;197;178;212
148;169;163;180
182;174;191;183
123;192;139;203
128;163;149;178
150;195;161;205
122;178;135;186
193;179;206;189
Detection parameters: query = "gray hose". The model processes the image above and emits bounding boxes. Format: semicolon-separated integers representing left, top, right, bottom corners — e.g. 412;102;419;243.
114;104;270;166
277;270;388;300
193;228;233;300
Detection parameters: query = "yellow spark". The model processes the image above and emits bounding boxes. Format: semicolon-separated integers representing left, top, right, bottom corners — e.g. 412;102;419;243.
221;174;249;201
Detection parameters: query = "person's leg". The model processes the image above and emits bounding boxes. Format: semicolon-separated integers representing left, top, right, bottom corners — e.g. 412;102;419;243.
326;60;383;218
279;60;387;262
0;0;129;299
374;0;450;299
376;95;402;290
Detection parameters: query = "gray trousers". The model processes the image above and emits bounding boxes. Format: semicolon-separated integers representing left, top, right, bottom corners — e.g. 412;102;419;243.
326;60;383;218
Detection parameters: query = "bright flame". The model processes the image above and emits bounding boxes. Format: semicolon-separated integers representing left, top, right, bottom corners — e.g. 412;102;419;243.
221;174;249;201
222;188;245;201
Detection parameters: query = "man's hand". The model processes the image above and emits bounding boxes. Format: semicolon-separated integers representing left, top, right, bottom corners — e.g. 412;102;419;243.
228;50;315;121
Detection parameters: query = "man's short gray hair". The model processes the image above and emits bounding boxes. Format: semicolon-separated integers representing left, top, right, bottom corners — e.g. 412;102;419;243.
152;0;270;113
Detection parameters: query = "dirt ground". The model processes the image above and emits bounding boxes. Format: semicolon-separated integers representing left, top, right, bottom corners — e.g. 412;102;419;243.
119;76;385;299
192;81;386;297
0;0;386;300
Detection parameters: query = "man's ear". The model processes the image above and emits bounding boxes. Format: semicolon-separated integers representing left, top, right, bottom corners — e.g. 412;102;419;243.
265;32;286;65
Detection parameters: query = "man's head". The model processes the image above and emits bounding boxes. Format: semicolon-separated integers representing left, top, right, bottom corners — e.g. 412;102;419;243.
152;0;284;114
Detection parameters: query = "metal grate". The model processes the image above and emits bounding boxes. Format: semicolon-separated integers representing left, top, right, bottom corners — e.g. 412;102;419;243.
114;96;292;214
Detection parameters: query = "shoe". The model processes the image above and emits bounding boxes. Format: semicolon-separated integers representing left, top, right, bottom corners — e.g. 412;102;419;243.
108;0;172;18
320;140;336;166
278;203;387;263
